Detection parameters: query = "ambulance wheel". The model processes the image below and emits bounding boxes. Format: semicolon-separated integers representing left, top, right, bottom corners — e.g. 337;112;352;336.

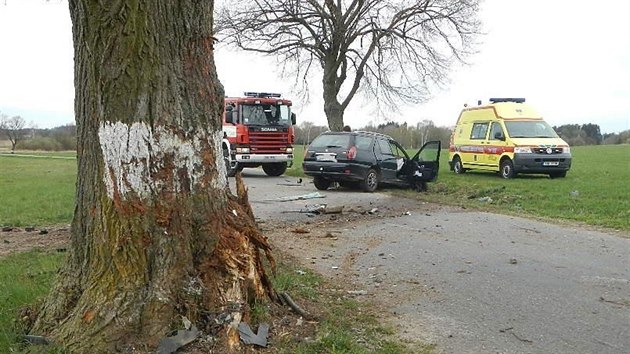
549;171;567;179
453;156;466;174
500;159;516;179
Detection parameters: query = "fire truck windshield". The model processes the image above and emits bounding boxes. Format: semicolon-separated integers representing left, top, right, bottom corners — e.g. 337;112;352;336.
240;104;291;126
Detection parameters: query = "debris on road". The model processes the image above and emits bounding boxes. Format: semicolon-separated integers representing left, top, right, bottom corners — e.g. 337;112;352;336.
282;204;344;215
280;292;313;320
157;326;200;354
268;192;325;202
22;335;50;345
347;290;368;296
510;258;518;264
238;322;269;347
291;228;310;234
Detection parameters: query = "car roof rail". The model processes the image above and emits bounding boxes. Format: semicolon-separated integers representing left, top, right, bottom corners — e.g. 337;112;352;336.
353;130;395;140
489;97;526;103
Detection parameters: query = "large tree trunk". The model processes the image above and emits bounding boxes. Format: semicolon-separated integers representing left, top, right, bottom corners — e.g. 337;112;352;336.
30;1;275;353
322;62;345;132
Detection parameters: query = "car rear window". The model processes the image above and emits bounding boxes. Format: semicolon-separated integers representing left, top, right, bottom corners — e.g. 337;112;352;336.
309;134;351;149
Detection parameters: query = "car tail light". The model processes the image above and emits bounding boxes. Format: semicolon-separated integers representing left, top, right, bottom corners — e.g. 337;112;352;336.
347;146;357;160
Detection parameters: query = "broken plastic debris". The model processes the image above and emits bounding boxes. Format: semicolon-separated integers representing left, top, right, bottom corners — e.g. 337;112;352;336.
477;196;493;203
157;326;200;354
182;316;192;330
23;335;50;345
347;290;368;295
270;192;326;202
238;322;269;347
368;208;379;214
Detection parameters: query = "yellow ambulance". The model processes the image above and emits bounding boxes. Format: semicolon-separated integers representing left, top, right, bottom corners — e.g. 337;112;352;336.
448;98;572;179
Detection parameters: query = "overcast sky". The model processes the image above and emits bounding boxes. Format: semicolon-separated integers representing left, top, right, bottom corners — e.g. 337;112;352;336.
1;0;628;133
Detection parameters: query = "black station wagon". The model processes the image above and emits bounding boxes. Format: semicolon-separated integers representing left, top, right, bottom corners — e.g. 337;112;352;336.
302;131;441;192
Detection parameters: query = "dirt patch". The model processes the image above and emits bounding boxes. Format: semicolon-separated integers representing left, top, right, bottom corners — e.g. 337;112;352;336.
0;225;71;258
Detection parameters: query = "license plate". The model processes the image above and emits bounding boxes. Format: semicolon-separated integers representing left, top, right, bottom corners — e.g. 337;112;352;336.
316;153;337;162
543;161;559;166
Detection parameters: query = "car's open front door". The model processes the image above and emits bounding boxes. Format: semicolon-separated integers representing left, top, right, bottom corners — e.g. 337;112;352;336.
410;140;441;182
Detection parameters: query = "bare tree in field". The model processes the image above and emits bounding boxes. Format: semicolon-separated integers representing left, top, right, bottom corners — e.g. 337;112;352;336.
217;0;480;131
29;1;275;352
0;113;26;152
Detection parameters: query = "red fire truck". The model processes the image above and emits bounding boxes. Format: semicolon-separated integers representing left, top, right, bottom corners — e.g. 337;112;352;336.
222;92;297;177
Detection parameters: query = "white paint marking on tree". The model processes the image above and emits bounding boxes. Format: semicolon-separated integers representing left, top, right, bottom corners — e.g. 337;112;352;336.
98;122;227;199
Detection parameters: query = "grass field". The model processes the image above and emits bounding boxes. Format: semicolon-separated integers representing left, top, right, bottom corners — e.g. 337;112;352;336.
0;153;76;226
1;145;628;231
411;144;630;231
0;251;66;352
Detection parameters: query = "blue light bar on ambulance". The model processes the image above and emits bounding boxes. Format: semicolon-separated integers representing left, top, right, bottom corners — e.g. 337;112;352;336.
244;92;282;98
489;98;526;103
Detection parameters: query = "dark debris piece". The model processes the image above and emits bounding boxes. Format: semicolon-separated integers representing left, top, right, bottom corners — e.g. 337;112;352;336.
238;322;269;347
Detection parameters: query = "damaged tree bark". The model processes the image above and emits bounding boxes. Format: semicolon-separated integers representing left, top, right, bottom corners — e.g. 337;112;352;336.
29;1;275;352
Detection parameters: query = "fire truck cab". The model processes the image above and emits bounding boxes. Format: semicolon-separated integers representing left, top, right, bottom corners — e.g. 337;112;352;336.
222;92;297;177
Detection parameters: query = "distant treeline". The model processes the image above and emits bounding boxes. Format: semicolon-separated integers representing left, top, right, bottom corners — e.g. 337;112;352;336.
296;121;629;148
2;121;628;152
3;125;76;151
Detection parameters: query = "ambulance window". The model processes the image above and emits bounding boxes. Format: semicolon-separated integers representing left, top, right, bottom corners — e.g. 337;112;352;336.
470;122;489;140
489;122;505;140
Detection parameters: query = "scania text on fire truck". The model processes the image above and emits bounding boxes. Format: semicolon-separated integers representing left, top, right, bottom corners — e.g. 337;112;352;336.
222;92;297;177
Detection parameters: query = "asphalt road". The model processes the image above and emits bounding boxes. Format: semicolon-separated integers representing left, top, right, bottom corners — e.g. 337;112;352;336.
237;169;630;354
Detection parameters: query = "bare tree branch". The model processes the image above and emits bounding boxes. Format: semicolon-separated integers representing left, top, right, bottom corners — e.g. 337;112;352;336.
216;0;481;130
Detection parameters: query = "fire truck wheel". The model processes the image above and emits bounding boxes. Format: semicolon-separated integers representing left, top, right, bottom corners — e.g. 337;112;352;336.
262;162;287;176
223;149;239;177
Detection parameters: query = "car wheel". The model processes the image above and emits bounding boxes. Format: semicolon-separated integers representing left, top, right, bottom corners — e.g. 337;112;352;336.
549;171;567;179
414;181;428;192
500;159;515;179
361;168;379;192
262;162;287;176
338;181;358;189
223;148;239;177
453;156;465;174
313;176;331;190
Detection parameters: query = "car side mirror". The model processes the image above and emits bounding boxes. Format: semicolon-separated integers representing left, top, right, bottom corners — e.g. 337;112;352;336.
494;132;505;141
291;112;296;125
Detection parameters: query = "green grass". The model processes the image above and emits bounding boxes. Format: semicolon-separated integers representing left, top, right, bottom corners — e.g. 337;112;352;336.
0;154;76;226
2;145;628;230
270;261;428;354
0;251;66;353
395;144;630;231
